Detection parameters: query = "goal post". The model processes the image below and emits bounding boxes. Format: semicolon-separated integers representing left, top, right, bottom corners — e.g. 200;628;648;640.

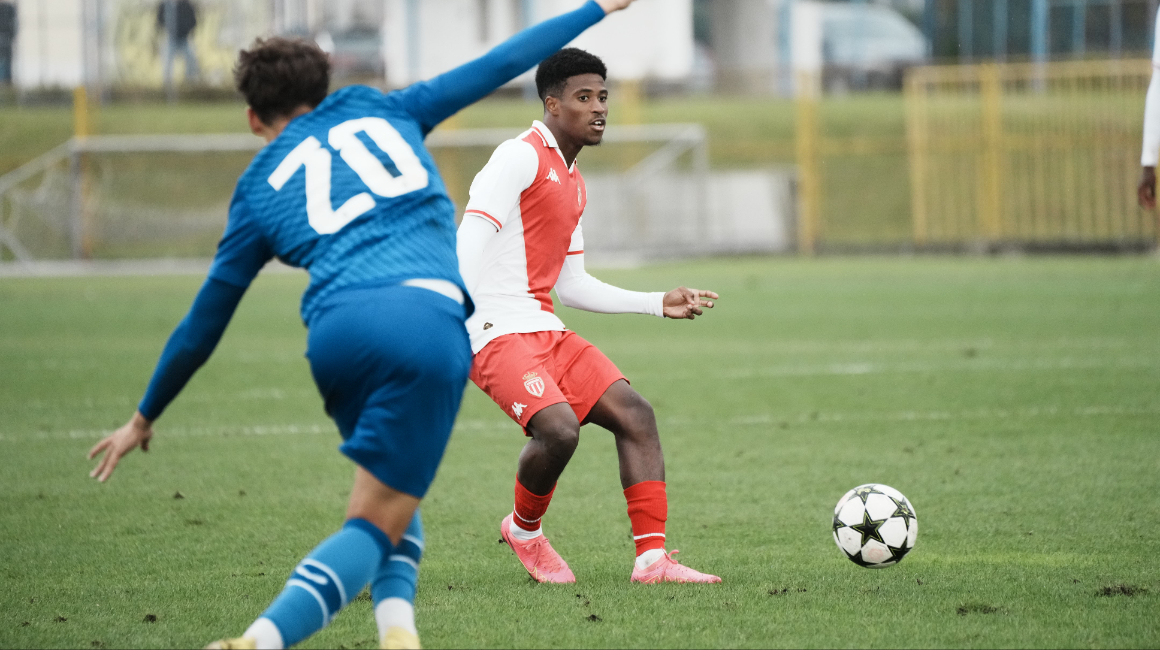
1;124;768;263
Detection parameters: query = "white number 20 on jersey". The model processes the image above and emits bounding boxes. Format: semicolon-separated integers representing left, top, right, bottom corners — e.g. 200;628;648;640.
267;117;430;235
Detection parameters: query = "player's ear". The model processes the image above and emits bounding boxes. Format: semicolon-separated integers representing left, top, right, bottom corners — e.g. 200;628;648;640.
544;95;560;118
245;107;266;137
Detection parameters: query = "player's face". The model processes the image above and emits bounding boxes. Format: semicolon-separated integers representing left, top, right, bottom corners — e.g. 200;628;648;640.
558;74;609;147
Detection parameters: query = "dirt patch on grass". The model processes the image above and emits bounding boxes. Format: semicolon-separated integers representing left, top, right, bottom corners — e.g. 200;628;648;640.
956;603;1001;615
768;587;808;596
1095;584;1146;597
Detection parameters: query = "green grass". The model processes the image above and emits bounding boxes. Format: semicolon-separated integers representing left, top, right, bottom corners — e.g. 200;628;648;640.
2;256;1159;648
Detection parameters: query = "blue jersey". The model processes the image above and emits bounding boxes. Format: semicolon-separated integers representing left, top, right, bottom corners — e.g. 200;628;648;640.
137;0;607;420
211;84;467;324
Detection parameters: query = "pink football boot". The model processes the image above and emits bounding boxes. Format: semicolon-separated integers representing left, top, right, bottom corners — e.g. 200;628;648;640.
630;550;722;584
500;513;576;583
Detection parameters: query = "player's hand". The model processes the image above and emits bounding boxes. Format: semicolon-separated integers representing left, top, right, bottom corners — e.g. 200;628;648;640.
1139;166;1156;210
662;287;717;320
594;0;639;14
88;411;154;483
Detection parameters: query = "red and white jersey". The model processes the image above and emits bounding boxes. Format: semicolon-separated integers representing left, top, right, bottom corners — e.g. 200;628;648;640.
462;121;587;353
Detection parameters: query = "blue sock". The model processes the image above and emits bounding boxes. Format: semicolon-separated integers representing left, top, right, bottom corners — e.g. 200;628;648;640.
260;519;392;647
372;510;424;605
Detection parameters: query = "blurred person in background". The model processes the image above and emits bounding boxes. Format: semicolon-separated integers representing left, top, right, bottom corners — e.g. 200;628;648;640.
1139;4;1160;210
157;0;199;86
0;1;15;85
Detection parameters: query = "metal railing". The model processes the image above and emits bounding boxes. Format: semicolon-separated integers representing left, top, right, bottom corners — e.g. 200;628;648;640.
904;59;1155;249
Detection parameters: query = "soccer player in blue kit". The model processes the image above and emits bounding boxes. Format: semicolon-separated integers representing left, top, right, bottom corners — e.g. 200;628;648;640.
84;1;637;648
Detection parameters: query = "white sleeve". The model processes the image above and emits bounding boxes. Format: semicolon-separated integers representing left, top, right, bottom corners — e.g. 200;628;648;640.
463;138;538;230
554;222;664;317
1145;11;1160;166
456;212;497;296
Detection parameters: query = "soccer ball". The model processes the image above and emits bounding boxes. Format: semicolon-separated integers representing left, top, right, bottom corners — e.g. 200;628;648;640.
832;484;917;568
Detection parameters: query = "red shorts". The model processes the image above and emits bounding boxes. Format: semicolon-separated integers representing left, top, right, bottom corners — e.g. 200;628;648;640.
470;330;626;434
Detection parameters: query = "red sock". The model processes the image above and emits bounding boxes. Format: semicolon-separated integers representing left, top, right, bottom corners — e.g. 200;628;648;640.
513;474;555;532
624;480;667;555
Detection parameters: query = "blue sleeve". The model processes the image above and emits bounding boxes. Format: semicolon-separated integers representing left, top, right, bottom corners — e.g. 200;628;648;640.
207;194;273;289
137;194;272;420
137;278;247;420
398;0;606;133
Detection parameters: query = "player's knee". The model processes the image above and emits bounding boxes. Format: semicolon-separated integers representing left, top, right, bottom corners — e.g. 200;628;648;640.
529;408;580;455
543;421;580;456
619;389;656;428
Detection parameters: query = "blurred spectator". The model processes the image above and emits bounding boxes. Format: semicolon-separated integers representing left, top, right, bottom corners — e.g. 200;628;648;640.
0;1;15;85
157;0;199;86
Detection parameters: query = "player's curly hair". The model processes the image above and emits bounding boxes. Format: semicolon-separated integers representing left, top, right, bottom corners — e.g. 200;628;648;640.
535;48;607;104
234;37;330;125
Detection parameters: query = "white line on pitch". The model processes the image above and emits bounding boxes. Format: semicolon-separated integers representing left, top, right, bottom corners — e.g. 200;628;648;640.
685;357;1158;380
728;404;1160;426
0;419;514;443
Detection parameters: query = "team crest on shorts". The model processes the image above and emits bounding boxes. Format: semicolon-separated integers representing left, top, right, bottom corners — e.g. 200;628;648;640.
523;371;545;398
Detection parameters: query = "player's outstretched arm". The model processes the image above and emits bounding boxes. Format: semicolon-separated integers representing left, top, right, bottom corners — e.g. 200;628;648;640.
87;278;247;482
662;287;718;320
400;0;638;132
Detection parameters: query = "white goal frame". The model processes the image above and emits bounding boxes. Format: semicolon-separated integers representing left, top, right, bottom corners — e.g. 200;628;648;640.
0;124;708;263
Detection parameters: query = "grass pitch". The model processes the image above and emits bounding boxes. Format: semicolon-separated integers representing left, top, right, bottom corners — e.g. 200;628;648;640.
2;256;1159;648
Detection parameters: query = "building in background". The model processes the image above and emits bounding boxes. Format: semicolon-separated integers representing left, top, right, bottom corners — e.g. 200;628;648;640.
380;0;693;89
10;0;1151;97
10;0;272;92
6;0;691;94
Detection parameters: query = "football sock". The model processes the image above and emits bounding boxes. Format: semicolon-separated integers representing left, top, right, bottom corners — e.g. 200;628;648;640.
625;480;668;564
508;519;543;541
258;518;392;648
512;474;555;537
371;510;424;637
242;617;283;650
636;548;666;570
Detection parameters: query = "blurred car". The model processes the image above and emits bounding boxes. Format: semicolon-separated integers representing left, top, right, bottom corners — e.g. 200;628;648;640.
820;2;926;90
316;26;384;81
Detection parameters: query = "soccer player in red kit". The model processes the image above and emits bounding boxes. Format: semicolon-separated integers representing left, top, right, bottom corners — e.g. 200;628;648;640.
456;48;721;584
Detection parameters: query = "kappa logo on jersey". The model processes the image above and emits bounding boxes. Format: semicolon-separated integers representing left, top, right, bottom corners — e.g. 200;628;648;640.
512;402;527;419
577;184;583;206
523;371;545;398
546;168;561;184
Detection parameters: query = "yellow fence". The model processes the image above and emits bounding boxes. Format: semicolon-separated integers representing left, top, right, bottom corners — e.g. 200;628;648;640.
792;59;1155;252
904;59;1155;249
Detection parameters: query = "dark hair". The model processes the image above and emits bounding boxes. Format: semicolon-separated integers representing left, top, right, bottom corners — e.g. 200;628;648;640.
535;48;607;103
234;37;330;125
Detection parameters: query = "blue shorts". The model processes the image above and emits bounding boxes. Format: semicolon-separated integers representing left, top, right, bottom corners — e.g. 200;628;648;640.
306;283;472;498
